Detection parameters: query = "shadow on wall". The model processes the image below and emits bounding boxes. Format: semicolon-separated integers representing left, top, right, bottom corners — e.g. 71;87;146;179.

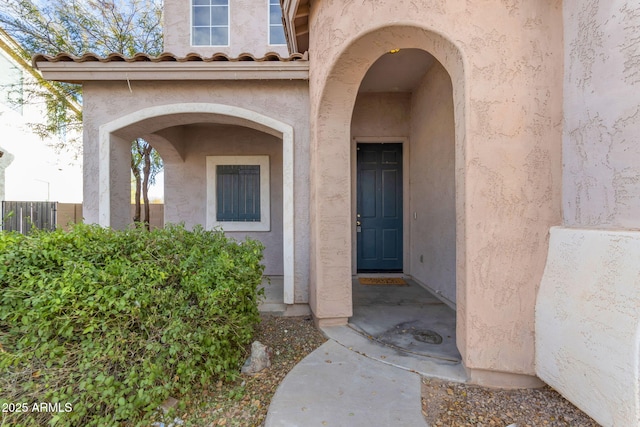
57;203;165;230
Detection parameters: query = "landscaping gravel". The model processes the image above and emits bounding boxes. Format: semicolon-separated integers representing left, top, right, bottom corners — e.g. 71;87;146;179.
421;378;600;427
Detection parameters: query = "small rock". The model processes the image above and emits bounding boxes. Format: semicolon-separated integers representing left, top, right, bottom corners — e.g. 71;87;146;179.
241;341;272;375
160;397;179;414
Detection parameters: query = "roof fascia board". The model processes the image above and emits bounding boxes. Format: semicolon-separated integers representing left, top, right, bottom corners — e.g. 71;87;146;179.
35;61;309;83
282;0;300;53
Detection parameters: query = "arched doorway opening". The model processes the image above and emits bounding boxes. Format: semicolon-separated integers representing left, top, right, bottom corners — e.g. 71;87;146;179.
310;25;467;362
348;48;459;361
98;103;296;305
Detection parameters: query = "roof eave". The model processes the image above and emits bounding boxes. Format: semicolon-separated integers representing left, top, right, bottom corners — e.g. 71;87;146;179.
282;0;299;53
35;61;309;84
281;0;310;54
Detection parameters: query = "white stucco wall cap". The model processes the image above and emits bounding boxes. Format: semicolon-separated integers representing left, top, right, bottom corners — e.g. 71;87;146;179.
536;226;640;426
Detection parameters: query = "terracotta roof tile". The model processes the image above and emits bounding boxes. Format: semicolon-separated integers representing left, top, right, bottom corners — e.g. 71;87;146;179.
32;51;307;66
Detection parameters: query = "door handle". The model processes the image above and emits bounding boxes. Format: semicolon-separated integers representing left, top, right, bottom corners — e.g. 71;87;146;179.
356;221;361;226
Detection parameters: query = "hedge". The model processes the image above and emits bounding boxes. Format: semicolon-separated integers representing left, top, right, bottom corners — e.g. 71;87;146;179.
0;223;265;426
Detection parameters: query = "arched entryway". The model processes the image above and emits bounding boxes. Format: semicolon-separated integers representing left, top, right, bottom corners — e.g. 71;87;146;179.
308;24;468;360
347;47;460;361
97;103;296;304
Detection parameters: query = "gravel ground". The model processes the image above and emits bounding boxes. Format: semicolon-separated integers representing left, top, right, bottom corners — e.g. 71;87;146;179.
421;378;600;427
171;315;599;427
170;314;327;427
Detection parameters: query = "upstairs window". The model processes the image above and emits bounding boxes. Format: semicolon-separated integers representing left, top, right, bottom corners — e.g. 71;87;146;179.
268;0;286;45
192;0;229;46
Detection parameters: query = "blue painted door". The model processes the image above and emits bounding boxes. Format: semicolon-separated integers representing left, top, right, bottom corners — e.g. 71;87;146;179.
357;143;403;272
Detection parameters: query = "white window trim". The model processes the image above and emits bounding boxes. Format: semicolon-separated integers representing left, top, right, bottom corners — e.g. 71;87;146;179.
191;0;231;47
267;0;286;46
206;155;270;231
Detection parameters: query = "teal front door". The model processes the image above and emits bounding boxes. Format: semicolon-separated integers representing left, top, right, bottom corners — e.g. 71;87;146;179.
357;143;403;272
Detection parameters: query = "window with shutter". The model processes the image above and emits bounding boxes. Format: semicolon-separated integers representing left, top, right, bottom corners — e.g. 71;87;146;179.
216;165;261;221
206;156;270;231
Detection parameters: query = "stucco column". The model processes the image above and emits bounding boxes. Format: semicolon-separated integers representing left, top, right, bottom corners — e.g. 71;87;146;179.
308;121;353;326
103;134;132;229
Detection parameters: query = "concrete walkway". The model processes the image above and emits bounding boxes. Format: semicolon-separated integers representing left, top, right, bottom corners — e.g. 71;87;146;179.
265;277;468;426
265;325;467;427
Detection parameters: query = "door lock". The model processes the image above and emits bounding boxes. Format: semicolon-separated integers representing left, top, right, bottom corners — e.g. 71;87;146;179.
356;221;361;226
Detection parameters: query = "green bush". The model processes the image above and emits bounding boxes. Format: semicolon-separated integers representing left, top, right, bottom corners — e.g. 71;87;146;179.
0;223;265;426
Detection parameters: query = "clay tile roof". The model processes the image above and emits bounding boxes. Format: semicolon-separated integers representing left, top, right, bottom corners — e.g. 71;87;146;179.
32;51;307;67
182;52;206;62
105;52;126;61
208;53;230;62
156;52;178;62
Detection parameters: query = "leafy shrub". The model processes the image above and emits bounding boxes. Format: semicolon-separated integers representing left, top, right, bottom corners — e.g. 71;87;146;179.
0;223;265;426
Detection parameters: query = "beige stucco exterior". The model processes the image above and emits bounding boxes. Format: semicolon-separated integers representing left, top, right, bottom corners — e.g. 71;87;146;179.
535;1;640;424
307;0;563;386
562;0;640;228
35;0;640;412
80;78;310;304
164;0;288;57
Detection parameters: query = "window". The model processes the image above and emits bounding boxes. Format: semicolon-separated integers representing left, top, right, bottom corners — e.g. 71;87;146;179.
192;0;229;46
207;156;270;231
216;165;260;221
268;0;286;45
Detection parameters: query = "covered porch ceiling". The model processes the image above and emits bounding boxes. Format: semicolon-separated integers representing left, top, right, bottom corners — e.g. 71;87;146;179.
358;48;436;93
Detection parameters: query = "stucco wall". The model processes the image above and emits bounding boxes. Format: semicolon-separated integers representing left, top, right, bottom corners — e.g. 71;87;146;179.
350;92;411;138
164;0;289;57
409;62;456;306
307;0;563;384
536;228;640;426
56;203;164;231
535;1;640;423
563;0;640;228
81;79;310;302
